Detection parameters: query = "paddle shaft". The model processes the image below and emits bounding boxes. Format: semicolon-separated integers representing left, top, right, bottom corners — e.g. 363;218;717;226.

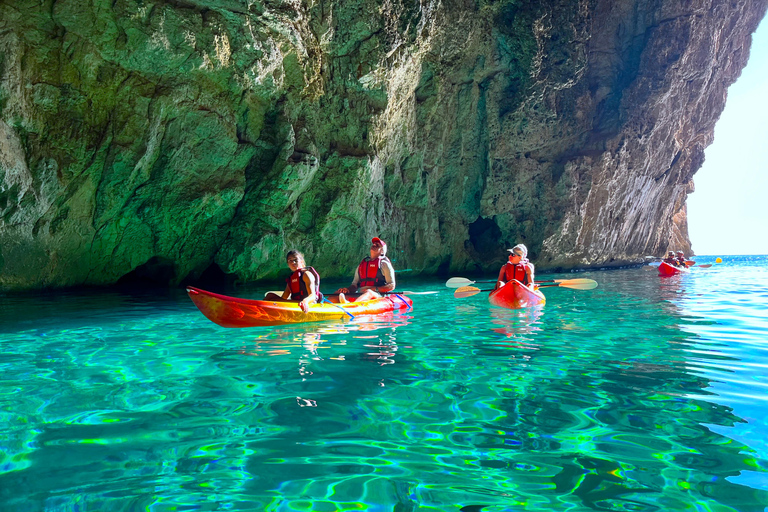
446;276;585;288
470;283;563;293
322;296;355;319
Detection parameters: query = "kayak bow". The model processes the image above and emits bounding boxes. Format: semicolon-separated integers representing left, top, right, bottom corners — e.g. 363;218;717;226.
488;280;546;309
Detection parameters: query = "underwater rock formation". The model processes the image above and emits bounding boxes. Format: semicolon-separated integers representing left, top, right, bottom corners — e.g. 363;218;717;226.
1;0;765;290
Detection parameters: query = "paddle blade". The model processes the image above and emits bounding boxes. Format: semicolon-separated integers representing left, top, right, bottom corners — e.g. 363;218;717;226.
454;286;483;298
446;277;475;288
540;278;598;290
686;260;696;266
698;264;712;268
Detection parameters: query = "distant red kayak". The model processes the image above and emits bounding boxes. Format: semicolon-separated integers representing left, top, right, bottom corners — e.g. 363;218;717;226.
187;286;412;327
488;280;546;309
658;261;689;277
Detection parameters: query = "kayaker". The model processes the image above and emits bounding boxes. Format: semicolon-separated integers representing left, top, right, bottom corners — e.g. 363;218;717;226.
265;250;321;313
495;244;535;291
336;237;396;303
676;250;688;267
663;251;680;267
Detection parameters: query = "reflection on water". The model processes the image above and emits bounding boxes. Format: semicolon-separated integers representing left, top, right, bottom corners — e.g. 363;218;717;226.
1;258;768;511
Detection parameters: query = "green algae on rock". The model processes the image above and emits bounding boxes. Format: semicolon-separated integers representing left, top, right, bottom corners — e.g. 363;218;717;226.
1;0;765;290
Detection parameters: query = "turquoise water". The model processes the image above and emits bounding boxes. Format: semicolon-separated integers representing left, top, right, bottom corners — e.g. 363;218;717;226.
1;256;767;511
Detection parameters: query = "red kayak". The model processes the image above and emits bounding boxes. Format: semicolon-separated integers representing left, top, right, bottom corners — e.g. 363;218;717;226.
658;261;689;277
488;280;546;309
187;286;413;327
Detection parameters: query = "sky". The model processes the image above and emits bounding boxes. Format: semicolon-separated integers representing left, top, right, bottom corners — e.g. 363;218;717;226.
687;17;768;255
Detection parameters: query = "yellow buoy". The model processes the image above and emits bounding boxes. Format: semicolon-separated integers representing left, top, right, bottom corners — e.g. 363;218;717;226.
715;257;722;263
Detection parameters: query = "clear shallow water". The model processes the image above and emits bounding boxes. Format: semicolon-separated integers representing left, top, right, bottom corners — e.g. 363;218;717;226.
1;256;767;511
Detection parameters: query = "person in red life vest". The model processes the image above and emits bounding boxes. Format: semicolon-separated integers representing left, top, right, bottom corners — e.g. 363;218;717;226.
676;250;688;267
335;237;396;303
495;243;535;291
265;250;321;313
663;250;680;267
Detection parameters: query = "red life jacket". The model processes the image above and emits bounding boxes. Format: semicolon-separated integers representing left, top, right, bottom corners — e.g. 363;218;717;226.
287;267;322;301
677;257;687;266
503;261;532;285
663;257;679;266
357;256;391;288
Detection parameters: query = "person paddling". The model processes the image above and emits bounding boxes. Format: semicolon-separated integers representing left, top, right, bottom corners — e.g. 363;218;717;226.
676;250;688;267
495;244;535;291
336;237;396;303
265;250;322;313
663;251;680;267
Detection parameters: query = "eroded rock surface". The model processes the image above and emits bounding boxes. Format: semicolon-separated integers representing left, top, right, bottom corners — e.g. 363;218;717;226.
1;0;765;290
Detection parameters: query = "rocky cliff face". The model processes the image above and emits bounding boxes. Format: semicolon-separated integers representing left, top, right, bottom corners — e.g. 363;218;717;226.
1;0;765;290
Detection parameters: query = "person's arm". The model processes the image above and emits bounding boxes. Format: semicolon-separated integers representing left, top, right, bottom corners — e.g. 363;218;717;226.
299;272;317;313
495;265;506;290
376;260;396;293
527;263;535;289
348;267;360;293
281;284;291;300
336;268;360;294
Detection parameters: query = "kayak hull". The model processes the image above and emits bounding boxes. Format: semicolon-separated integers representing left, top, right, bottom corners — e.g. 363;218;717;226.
488;280;546;309
187;286;413;327
658;261;689;277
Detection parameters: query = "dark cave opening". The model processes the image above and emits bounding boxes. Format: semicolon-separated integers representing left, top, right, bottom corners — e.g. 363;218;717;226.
468;216;504;261
187;262;236;289
116;256;177;288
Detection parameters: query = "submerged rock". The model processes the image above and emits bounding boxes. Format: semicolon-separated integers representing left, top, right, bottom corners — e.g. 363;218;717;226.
0;0;765;290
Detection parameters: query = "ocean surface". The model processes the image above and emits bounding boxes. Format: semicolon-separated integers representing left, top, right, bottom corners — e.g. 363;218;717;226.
1;255;767;511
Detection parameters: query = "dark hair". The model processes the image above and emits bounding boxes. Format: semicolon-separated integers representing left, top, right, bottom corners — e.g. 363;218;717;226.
286;250;305;261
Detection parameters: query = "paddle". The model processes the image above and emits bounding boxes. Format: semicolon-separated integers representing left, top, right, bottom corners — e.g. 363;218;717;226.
323;290;438;296
321;296;355;319
698;264;712;268
446;276;581;288
262;291;355;318
269;290;437;298
454;278;598;299
446;277;495;288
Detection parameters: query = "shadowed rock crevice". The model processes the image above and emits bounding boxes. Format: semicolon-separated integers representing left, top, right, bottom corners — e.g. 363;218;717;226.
117;256;177;287
183;261;236;289
467;216;504;265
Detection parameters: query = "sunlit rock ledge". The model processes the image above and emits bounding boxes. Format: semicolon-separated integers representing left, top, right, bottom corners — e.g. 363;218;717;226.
0;0;765;291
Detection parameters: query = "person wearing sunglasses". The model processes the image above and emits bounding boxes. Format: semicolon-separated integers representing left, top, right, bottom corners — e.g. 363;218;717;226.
495;243;535;291
265;250;322;313
675;250;689;267
336;237;396;303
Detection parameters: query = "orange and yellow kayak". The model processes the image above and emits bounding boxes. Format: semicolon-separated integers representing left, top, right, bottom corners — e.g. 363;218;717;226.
187;286;413;327
488;280;546;309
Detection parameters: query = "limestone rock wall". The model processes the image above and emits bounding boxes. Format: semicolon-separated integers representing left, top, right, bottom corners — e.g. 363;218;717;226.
0;0;765;290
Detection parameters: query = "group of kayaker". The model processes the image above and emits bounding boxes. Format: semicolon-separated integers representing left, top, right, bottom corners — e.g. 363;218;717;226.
270;238;537;313
662;250;689;268
268;237;396;313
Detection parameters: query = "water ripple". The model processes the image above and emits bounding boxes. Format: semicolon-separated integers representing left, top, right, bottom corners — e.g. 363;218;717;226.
1;258;768;509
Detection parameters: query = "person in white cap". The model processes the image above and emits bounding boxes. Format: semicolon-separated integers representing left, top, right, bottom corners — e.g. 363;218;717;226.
336;237;396;302
495;243;535;291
